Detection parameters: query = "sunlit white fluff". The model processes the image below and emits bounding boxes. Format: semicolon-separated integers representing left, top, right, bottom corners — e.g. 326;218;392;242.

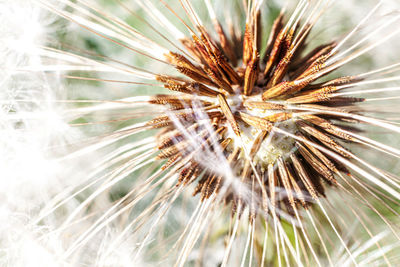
0;0;77;265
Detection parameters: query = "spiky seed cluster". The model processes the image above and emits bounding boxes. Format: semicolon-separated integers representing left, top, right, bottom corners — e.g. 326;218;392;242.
147;4;364;216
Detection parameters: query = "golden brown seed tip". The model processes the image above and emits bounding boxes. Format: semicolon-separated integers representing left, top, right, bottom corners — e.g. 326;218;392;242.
236;112;273;132
243;53;260;96
217;94;241;136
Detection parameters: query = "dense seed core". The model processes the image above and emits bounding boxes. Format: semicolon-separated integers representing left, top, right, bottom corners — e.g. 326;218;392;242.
147;7;364;216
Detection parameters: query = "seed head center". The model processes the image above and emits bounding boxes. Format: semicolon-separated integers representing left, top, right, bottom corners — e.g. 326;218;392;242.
223;94;297;170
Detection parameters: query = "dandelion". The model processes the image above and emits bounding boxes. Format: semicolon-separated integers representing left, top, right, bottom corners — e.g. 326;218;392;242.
3;0;400;266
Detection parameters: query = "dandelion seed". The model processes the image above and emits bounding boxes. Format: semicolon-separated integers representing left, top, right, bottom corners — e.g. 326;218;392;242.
4;0;400;266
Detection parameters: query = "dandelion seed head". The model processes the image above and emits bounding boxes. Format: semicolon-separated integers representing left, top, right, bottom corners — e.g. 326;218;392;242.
5;0;400;265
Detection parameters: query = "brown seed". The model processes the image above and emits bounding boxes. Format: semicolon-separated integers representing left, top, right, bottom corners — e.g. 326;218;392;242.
309;75;361;89
218;94;241;136
277;158;296;209
263;11;284;63
264;112;292;123
236;112;273;132
295;142;337;184
267;29;295;87
268;164;277;208
286;164;308;207
178;163;199;185
290;154;319;200
176;66;218;88
300;114;355;141
146;111;222;129
243;24;254;66
297;121;351;158
291;43;336;78
157;123;199;150
243;52;259;96
262;80;298;100
286;86;337;104
243;101;286;110
264;28;286;77
242;131;268;179
296;132;339;174
166;52;207;78
213;19;237;66
149;94;211;110
296;53;331;80
156;141;189;160
205;67;234;94
186;82;219;97
162;154;181;170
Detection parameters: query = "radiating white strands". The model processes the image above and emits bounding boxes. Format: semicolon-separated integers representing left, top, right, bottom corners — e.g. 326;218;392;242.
1;0;400;266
